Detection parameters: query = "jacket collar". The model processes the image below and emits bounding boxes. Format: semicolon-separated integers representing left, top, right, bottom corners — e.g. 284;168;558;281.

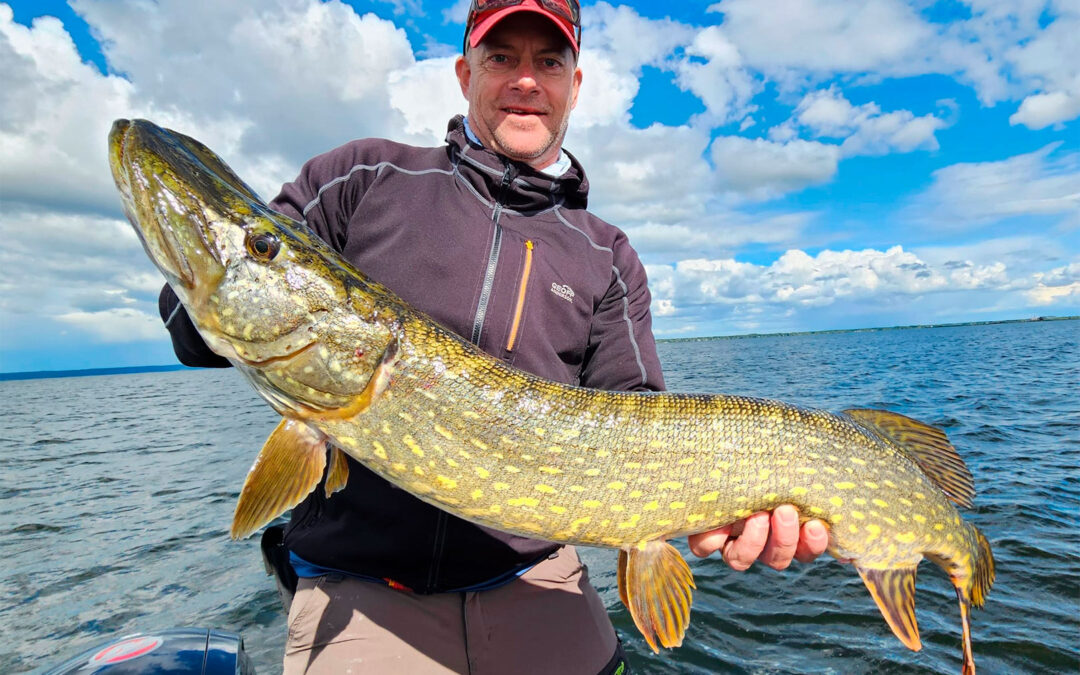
444;115;590;212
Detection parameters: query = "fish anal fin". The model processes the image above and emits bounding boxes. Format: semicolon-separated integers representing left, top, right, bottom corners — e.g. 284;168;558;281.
230;418;327;540
617;540;696;653
857;563;922;651
324;445;350;497
844;408;975;508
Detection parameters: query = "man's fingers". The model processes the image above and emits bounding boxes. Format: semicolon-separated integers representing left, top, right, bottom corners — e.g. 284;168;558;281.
688;525;732;558
759;505;801;570
794;519;830;563
721;511;770;571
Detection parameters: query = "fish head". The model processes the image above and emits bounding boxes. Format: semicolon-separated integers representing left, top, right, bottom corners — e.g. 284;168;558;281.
109;119;393;401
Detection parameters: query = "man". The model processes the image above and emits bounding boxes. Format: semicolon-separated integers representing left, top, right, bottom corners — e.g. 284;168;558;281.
159;1;828;672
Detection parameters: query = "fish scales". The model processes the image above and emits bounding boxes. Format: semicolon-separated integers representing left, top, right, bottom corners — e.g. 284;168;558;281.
321;323;963;558
108;119;995;673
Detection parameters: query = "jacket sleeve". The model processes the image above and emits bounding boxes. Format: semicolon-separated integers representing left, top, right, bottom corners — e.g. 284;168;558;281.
578;234;665;393
158;284;230;368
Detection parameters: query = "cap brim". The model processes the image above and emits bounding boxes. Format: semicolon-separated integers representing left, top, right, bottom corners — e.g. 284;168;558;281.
468;5;579;53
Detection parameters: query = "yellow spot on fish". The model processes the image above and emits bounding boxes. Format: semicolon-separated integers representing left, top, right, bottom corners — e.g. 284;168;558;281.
830;496;843;507
583;500;602;508
398;412;415;423
506;466;521;473
758;468;772;481
625;462;642;469
436;475;457;489
645;461;663;470
914;491;926;500
476;467;490;479
404;435;423;457
534;428;546;437
659;481;683;490
596;449;611;458
849;524;859;534
549;505;567;515
433;425;454;440
835;481;856;490
734;509;752;518
643;500;659;511
413;466;425;476
809;506;824;515
569;485;585;492
864;481;879;489
629;489;643;498
494;482;510;491
895;532;916;544
669;501;686;510
391;462;406;473
883;480;897;489
535;485;556;494
852;511;865;520
508;497;539;508
658;519;673;526
791;487;808;497
610;504;626;512
372;441;388;460
570;517;590;531
865;524;881;541
471;439;489;451
699;491;720;502
812;483;825;491
830;513;843;524
913;514;927;524
585;468;601;476
851;457;866;466
687;513;705;524
539;466;562;475
547;445;564;454
679;457;695;465
872;499;889;508
710;469;723;479
607;481;627;490
470;489;483;501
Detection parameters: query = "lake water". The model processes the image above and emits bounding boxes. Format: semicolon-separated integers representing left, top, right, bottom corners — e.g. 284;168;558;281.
1;320;1077;674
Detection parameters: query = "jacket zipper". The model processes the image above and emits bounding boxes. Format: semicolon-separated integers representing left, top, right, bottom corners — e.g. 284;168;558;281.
505;240;534;352
470;162;514;345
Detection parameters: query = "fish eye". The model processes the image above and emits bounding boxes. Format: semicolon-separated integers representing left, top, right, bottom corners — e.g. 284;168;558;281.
246;232;280;261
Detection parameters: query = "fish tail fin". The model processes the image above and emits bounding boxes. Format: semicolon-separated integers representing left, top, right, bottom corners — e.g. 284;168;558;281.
926;522;995;674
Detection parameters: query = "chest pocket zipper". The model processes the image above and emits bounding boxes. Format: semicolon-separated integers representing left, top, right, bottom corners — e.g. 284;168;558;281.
506;240;534;352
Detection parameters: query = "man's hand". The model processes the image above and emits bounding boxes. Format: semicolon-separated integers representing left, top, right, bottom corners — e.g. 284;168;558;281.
687;505;829;571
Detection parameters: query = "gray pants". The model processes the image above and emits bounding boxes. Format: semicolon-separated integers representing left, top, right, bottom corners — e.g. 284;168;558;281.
283;546;620;674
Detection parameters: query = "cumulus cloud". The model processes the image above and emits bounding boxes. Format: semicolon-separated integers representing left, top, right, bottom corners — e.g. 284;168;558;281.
773;87;947;156
710;136;841;200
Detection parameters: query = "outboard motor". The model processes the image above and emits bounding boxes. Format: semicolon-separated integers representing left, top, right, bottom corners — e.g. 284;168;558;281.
43;628;255;674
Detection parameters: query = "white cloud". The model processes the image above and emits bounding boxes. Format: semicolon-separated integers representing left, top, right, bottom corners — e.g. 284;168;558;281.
709;136;840;200
56;308;164;342
673;26;759;125
778;87;946;156
911;144;1080;228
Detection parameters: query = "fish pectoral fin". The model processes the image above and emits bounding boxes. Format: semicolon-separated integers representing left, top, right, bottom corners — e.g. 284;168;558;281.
857;563;922;651
843;408;975;508
618;540;697;653
324;445;350;498
230;418;328;540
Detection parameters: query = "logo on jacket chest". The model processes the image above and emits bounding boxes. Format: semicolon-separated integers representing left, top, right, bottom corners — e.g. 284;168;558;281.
550;282;575;303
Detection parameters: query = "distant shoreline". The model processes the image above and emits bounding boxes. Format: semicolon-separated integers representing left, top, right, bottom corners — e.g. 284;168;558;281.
2;315;1075;381
655;315;1078;342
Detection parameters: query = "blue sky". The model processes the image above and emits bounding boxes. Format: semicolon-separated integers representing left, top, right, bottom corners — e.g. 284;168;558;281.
0;0;1077;373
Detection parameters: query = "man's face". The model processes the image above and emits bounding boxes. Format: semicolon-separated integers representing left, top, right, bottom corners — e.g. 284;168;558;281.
455;13;582;171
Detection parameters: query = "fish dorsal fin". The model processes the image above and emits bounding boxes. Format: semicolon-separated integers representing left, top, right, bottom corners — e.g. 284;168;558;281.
857;563;922;652
230;418;328;539
617;540;696;653
844;409;975;508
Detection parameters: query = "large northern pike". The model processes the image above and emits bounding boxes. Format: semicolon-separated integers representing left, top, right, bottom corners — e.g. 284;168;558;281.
109;119;995;673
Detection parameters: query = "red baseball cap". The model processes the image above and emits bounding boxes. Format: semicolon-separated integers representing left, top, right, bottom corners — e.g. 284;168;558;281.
465;0;581;54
